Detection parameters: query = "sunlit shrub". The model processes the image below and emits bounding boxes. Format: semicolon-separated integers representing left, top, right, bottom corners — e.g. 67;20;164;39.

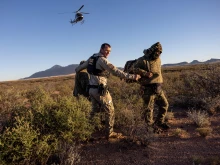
0;86;92;165
187;109;210;127
196;127;212;137
172;128;189;138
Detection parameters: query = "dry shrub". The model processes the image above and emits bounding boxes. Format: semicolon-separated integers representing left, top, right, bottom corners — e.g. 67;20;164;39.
187;109;211;127
55;142;81;165
206;96;220;115
123;123;158;146
172;128;189;138
196;127;212;137
163;63;220;111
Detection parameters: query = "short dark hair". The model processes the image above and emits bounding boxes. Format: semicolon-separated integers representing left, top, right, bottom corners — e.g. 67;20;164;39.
101;43;111;49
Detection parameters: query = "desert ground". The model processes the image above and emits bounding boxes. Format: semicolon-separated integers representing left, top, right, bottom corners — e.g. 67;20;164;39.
78;108;220;165
0;62;219;165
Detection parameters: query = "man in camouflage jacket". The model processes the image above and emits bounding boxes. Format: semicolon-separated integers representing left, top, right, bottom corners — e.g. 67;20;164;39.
75;43;141;139
130;42;170;132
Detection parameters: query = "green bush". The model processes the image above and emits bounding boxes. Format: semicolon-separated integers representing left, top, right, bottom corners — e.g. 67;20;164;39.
0;86;93;165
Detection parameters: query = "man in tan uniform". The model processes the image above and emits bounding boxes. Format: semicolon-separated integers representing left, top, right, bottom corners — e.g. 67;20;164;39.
73;60;90;99
75;43;141;139
131;42;169;132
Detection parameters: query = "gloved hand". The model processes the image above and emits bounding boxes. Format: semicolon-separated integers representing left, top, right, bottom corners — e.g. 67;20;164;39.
134;74;141;81
145;72;153;78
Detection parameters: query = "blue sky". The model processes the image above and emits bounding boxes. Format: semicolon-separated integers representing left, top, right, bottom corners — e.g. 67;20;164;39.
1;0;220;81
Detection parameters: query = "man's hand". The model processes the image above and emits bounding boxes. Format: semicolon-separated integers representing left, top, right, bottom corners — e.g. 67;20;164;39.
134;74;141;81
145;72;153;78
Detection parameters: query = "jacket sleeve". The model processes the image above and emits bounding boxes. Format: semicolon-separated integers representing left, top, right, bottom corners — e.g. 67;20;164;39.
131;58;149;77
98;57;136;80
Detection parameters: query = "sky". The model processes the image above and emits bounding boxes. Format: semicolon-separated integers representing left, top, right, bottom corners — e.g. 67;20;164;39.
1;0;220;81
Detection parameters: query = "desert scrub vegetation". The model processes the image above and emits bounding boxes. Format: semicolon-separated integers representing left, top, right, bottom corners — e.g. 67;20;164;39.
0;63;219;164
163;63;220;113
172;128;189;138
0;85;93;165
187;109;211;127
187;109;212;137
195;127;213;137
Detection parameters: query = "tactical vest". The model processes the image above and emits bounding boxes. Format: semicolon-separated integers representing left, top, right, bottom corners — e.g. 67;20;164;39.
87;54;109;77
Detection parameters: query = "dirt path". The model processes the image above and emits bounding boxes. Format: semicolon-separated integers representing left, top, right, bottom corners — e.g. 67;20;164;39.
78;109;220;165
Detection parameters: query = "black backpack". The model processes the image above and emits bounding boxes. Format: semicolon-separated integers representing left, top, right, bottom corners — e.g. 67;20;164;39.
122;59;137;83
123;57;150;83
123;59;137;74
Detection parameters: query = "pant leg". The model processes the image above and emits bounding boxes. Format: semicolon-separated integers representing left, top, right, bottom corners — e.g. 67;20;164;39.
142;87;156;125
89;88;114;135
155;90;169;124
90;95;101;118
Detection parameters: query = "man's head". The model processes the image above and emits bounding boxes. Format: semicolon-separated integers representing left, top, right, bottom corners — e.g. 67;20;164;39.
100;43;111;58
143;42;162;59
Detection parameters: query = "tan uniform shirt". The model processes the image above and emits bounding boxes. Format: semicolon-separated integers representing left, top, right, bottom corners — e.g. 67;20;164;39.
75;53;136;86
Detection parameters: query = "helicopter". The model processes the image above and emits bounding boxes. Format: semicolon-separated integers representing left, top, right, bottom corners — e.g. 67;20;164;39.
59;5;89;25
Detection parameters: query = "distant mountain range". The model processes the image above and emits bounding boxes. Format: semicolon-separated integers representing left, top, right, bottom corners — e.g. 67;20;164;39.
162;58;220;67
24;64;78;79
24;58;220;79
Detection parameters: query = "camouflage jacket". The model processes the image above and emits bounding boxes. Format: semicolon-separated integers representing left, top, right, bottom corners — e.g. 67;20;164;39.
131;55;163;85
75;53;137;86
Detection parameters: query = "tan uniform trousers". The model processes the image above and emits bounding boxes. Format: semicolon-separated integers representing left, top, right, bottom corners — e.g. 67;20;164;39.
89;88;115;136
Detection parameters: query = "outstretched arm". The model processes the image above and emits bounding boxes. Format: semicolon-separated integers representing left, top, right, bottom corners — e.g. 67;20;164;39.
98;57;141;81
131;59;153;78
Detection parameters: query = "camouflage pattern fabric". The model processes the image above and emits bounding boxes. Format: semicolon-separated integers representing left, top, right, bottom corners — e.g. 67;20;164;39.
89;88;114;136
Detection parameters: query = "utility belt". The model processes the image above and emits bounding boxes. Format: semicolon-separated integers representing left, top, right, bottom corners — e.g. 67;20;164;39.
142;83;162;94
88;84;109;96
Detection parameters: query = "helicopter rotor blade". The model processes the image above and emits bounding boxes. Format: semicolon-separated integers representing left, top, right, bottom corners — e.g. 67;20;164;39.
76;5;84;12
58;12;72;14
81;12;89;14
